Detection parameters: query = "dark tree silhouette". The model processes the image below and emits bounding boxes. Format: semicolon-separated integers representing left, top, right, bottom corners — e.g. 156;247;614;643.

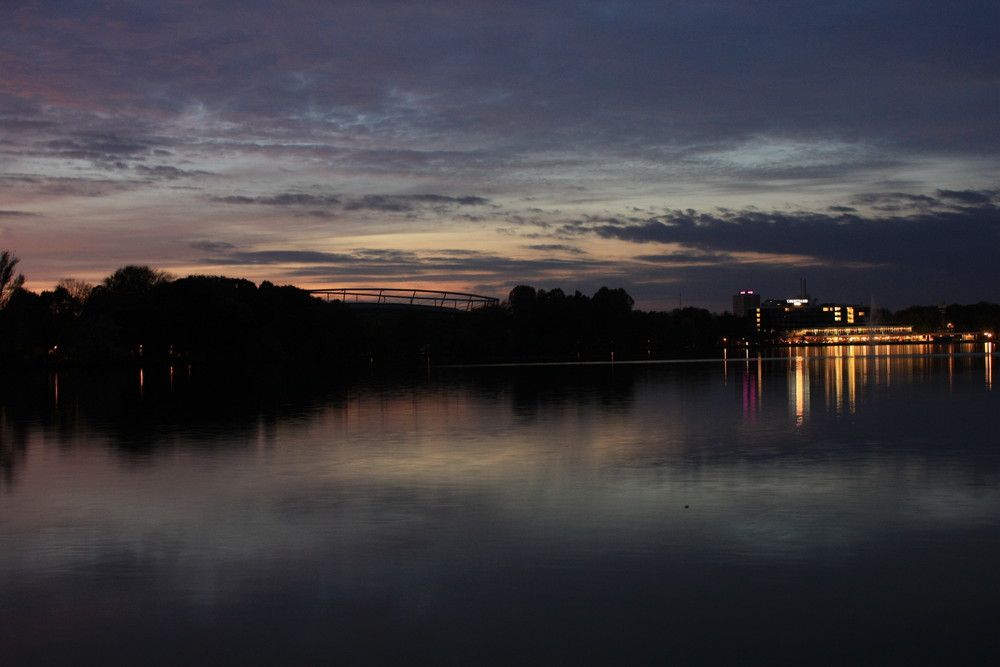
1;253;996;368
0;250;25;309
507;285;538;317
55;279;94;315
102;265;173;293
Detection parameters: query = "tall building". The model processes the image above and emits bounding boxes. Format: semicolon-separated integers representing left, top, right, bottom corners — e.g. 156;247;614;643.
732;290;760;318
755;299;867;332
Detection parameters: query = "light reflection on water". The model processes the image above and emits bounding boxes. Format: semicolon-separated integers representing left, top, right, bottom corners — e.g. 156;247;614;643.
1;348;998;665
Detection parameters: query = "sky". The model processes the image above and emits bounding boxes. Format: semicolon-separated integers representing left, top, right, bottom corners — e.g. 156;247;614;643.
2;0;999;312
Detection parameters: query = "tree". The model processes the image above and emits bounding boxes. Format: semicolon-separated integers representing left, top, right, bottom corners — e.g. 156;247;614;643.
592;286;634;318
57;278;94;303
79;266;175;359
102;265;173;294
47;279;94;318
0;250;25;309
506;284;537;317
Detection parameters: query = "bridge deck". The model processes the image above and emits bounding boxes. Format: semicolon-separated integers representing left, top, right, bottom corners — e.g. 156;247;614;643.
310;288;499;312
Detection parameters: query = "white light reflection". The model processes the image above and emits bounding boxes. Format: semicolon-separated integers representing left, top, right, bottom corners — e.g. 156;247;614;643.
986;342;993;390
789;356;810;426
824;347;859;415
846;351;858;414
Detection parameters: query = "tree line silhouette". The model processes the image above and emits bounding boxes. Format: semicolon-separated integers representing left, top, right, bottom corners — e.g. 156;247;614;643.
0;252;997;368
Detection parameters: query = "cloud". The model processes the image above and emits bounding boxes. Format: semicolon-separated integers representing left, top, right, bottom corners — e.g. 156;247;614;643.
0;117;58;132
190;241;235;252
205;250;355;265
562;192;1000;290
352;248;420;262
215;194;342;207
133;165;211;180
46;136;152;160
0;174;144;197
213;192;489;214
634;252;739;265
936;189;996;206
342;194;490;212
5;2;1000;158
197;244;620;290
525;244;587;255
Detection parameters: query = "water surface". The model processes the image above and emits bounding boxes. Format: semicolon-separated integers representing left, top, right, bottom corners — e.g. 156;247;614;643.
2;347;998;665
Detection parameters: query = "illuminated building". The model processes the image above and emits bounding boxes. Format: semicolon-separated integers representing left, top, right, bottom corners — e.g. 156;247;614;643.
732;290;761;318
756;298;868;333
753;296;931;343
743;285;989;344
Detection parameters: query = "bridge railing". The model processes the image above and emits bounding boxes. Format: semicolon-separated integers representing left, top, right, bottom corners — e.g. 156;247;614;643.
310;288;500;312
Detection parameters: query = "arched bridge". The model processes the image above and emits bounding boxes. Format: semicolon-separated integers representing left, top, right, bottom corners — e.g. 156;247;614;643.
310;288;500;312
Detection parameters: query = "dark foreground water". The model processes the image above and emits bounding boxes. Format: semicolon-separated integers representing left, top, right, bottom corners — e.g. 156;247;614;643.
2;345;998;665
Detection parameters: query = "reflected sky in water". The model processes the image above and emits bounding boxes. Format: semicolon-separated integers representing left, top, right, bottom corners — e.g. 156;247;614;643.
1;348;998;665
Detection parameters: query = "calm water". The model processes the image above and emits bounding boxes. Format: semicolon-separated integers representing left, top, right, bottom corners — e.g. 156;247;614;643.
2;345;998;665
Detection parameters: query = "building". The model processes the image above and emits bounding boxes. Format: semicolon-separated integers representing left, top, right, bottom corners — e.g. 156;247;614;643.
732;290;761;318
754;294;924;343
756;298;868;333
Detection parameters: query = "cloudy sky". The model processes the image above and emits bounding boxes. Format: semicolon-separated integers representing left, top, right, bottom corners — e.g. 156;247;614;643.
2;0;998;311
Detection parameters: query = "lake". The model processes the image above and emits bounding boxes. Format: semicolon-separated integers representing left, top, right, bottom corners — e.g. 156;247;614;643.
2;345;998;665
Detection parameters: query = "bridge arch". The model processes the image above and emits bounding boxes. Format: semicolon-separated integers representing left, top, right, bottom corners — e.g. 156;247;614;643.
310;287;500;312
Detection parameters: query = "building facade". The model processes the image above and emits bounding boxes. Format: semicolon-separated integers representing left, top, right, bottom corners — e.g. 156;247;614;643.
732;290;761;318
752;296;927;342
756;299;868;333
